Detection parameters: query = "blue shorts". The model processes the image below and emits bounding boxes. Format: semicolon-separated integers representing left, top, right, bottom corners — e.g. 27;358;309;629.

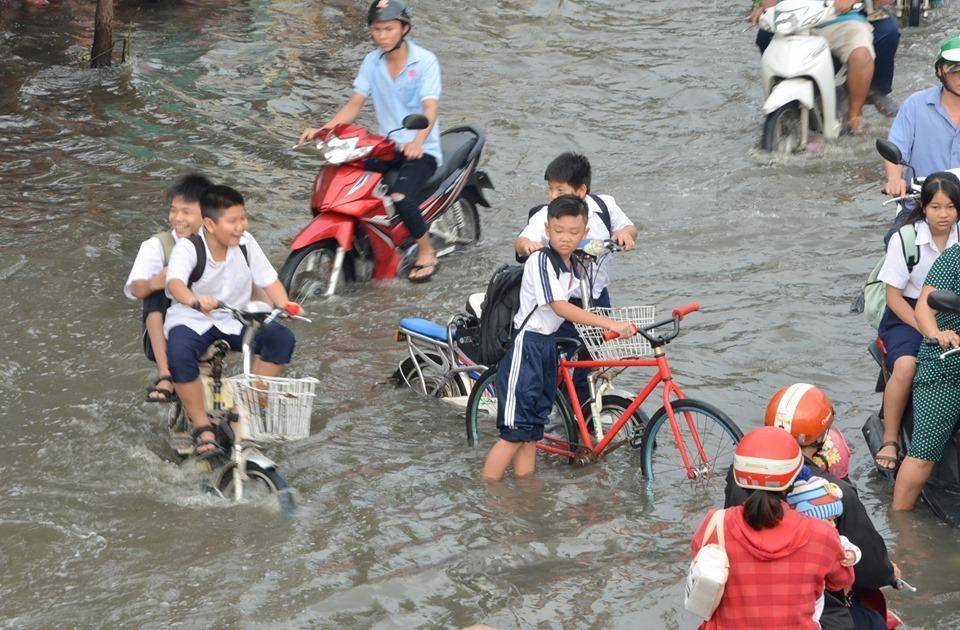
167;323;296;383
496;330;558;442
878;298;921;373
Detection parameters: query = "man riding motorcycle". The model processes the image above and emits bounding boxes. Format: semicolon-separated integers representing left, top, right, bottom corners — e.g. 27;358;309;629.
299;0;443;283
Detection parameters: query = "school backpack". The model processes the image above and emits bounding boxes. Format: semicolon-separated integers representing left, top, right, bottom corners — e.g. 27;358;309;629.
184;233;248;287
861;224;919;329
477;249;564;366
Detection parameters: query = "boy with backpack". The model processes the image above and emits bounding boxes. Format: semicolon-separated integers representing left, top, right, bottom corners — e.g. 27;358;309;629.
513;152;638;411
124;174;212;402
165;185;299;459
482;195;635;481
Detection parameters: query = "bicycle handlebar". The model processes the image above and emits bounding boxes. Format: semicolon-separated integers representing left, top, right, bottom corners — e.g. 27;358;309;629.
216;302;311;326
672;301;700;320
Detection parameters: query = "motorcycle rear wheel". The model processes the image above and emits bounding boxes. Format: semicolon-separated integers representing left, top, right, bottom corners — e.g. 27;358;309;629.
279;240;343;302
907;0;921;26
430;196;480;251
762;102;804;154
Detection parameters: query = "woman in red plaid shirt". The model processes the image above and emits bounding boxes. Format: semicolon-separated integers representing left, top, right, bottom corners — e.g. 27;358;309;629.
691;427;854;629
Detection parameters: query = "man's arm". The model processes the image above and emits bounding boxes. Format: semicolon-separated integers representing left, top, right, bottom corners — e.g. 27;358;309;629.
167;278;218;314
549;301;635;337
401;98;438;160
298;93;366;145
262;279;294;310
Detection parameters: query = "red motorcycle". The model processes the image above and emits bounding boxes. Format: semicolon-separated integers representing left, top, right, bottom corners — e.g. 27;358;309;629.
279;115;493;300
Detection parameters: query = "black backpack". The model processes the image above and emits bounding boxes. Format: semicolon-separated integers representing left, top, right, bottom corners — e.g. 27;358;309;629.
477;248;564;366
185;233;248;287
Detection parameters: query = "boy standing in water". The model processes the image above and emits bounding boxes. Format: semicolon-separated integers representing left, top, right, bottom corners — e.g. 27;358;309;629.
124;174;212;402
483;195;635;481
514;153;638;411
165;185;299;458
298;0;443;283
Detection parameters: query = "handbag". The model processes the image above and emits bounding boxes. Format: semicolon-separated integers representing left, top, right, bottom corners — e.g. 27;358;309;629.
684;509;729;620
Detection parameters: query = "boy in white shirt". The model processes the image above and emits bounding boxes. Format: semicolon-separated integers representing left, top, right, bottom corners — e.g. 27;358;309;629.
514;153;638;412
165;185;299;458
124;174;212;402
482;195;635;481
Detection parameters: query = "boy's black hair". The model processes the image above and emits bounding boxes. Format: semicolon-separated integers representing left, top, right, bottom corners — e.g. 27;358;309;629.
166;173;214;204
546;194;588;222
200;185;245;222
544;152;591;192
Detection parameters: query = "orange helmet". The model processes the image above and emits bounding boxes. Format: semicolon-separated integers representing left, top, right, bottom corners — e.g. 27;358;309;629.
764;384;835;447
733;426;804;491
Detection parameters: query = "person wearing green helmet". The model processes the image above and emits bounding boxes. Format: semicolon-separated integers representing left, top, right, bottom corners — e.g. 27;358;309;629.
298;0;444;283
883;36;960;198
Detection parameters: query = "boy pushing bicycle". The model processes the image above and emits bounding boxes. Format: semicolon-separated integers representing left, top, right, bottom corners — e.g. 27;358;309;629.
482;195;635;481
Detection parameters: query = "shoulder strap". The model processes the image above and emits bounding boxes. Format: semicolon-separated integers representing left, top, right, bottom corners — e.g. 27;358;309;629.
589;194;612;234
155;231;176;266
187;234;206;288
899;224;920;273
239;243;249;265
701;509;726;550
527;204;547;221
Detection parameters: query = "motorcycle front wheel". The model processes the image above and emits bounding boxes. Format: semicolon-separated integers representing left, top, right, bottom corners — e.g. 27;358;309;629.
907;0;922;26
762;102;804;154
279;240;343;302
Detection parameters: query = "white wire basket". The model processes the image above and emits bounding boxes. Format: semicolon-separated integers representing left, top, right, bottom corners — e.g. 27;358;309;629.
228;375;319;442
574;305;656;360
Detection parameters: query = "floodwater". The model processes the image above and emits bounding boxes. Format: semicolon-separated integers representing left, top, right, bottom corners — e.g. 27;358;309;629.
2;0;960;627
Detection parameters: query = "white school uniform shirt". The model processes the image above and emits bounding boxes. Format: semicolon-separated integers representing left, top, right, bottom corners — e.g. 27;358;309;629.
878;221;959;299
163;229;278;337
513;248;578;334
123;229;180;300
518;194;633;299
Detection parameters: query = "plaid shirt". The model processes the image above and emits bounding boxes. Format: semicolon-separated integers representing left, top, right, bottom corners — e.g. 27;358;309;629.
691;506;854;629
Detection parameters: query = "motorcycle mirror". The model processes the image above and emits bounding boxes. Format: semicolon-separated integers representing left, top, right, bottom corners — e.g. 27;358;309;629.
402;114;429;131
928;290;960;315
876;139;906;166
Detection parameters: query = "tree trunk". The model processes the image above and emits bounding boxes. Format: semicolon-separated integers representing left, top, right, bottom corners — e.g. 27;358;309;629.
90;0;114;68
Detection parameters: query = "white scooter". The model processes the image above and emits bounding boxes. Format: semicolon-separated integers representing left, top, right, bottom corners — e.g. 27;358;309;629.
759;0;865;153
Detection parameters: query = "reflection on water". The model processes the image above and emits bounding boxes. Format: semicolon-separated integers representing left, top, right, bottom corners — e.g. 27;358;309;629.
1;0;960;627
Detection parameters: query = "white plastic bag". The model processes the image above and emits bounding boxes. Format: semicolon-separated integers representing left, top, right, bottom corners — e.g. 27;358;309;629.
684;509;729;620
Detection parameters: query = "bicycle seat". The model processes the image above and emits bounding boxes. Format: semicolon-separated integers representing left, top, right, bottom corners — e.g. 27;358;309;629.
399;317;455;342
382;128;479;196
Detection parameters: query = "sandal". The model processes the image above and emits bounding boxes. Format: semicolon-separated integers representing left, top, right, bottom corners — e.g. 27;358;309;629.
875;440;901;472
408;260;438;284
191;424;224;461
843;116;866;136
145;376;178;403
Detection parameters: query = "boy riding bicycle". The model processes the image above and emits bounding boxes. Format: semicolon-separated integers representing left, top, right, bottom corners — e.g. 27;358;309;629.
483;195;635;481
124;173;212;403
298;0;442;283
165;185;299;459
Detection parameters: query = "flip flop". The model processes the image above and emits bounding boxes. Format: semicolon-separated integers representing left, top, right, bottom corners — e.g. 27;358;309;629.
408;261;438;284
874;440;901;472
145;375;178;403
843;116;866;136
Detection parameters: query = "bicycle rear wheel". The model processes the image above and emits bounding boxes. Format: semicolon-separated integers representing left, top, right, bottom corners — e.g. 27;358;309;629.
640;399;741;489
464;365;579;464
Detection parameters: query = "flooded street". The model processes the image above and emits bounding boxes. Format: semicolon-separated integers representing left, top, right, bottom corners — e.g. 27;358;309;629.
2;0;960;626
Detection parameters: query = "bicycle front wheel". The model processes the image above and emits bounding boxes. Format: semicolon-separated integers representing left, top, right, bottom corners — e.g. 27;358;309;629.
464;365;580;464
640;399;742;489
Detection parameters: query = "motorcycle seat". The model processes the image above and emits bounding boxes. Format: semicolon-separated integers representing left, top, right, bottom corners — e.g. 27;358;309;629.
383;129;478;195
399;317;455;342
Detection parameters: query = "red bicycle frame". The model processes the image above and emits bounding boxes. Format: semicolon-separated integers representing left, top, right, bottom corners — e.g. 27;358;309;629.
538;302;711;478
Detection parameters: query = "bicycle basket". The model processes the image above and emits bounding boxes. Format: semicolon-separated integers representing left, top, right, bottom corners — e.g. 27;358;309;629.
228;375;319;442
573;305;655;360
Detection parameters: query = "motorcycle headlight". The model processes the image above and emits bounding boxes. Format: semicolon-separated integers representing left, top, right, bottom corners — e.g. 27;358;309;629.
324;136;374;164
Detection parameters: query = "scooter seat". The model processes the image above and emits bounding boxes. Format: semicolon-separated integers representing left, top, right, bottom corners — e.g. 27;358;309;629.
399;317;455;342
383;129;478;195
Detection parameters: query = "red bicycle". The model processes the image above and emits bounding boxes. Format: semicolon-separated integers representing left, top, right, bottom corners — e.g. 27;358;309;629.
465;296;742;486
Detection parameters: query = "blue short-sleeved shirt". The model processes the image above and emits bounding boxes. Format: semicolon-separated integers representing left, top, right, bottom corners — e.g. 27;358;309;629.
888;87;960;179
353;40;443;167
